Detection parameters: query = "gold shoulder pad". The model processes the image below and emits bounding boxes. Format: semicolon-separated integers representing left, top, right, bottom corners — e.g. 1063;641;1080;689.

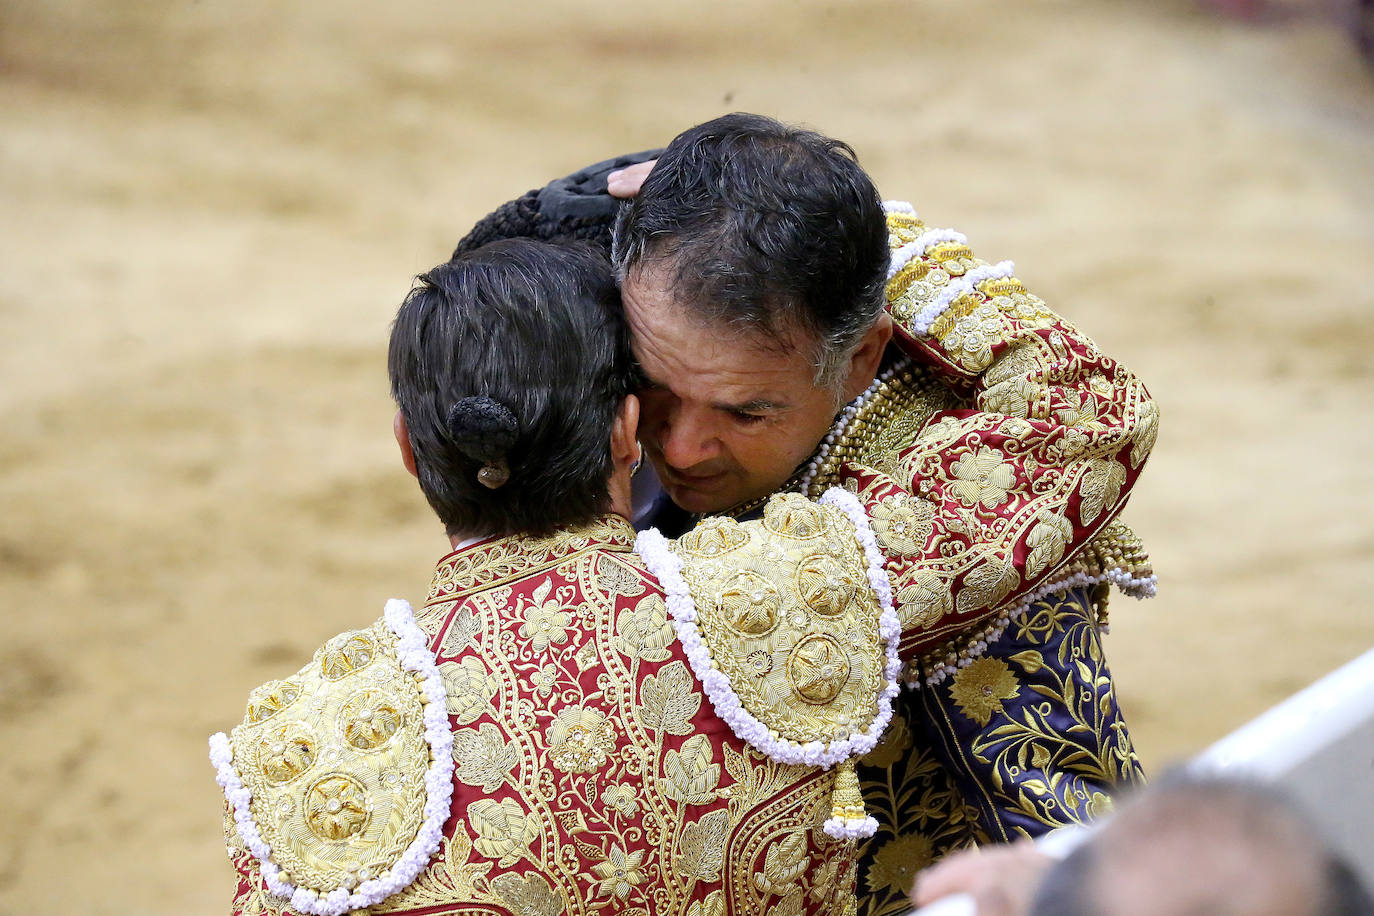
671;492;897;761
211;601;452;914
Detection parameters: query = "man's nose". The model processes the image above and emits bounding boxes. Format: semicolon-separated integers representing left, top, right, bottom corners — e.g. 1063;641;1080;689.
656;404;722;470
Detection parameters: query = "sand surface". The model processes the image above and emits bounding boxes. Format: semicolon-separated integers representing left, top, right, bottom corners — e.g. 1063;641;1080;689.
2;0;1372;911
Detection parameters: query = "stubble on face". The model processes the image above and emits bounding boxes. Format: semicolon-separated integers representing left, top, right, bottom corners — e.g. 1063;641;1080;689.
621;264;846;515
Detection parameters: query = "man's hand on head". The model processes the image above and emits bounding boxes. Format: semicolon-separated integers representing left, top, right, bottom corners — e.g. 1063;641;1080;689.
607;159;656;199
911;842;1053;916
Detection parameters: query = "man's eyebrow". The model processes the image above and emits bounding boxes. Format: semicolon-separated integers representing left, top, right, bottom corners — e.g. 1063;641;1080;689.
715;397;789;413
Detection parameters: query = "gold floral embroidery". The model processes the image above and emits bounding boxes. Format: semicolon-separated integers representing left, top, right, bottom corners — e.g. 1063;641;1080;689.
674;496;888;751
227;618;431;897
865;833;934;895
516;577;573;652
338;690;403;751
869;493;936;556
531;662;557;697
592;844;648;900
545;704;616;773
949;446;1016;510
601;783;640;818
949;657;1021;726
245;679;302;725
304;775;371;841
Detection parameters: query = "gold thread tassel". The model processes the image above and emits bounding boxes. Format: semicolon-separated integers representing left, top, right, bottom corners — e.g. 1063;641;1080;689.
823;760;878;840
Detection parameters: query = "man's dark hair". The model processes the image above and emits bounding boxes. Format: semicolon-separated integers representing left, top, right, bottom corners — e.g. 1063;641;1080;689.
388;239;635;538
611;112;889;390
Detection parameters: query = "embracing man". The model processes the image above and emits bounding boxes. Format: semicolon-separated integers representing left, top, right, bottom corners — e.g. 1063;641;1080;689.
459;113;1159;916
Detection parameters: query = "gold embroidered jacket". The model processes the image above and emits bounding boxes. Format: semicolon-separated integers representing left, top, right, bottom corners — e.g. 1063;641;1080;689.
219;509;903;916
801;208;1157;915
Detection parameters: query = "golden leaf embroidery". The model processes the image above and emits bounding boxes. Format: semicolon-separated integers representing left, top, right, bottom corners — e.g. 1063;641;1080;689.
755;831;808;896
1010;649;1045;674
1024;513;1074;580
440;606;481;657
452;722;517;792
613;593;675;662
662;734;721;807
895;569;954;630
956;553;1020;616
1078;457;1127;526
440;655;499;725
948;657;1021;726
685;889;726;916
677;808;730;881
595;555;648;597
638;661;701;735
468;798;538;867
1130;397;1159;469
491;871;564;916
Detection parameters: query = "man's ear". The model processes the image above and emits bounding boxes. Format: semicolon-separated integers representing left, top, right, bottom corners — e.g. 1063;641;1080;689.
610;394;641;470
394;411;418;478
842;312;894;403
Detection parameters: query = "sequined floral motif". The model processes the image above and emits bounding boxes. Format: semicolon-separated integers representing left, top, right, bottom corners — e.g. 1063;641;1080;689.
601;783;639;818
868;494;936;557
319;632;375;681
948;657;1021;726
593;844;647;901
949;446;1017;510
865;833;934;895
516;577;573;653
304;775;371;841
788;635;852;705
339;690;403;751
246;679;302;725
255;723;317;785
546;705;616;773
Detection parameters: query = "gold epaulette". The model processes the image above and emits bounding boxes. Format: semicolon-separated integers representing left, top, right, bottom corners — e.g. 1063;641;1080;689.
639;491;901;838
211;601;452;914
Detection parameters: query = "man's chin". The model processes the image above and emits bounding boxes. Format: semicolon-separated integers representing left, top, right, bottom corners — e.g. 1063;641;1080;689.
663;482;733;515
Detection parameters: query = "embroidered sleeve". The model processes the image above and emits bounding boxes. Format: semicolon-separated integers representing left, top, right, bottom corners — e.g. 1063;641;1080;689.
856;206;1159;665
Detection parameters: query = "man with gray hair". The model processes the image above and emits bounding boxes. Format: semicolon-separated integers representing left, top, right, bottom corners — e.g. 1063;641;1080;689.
455;112;1160;916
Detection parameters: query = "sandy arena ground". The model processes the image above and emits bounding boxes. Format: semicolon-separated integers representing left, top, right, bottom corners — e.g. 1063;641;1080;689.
1;0;1372;911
